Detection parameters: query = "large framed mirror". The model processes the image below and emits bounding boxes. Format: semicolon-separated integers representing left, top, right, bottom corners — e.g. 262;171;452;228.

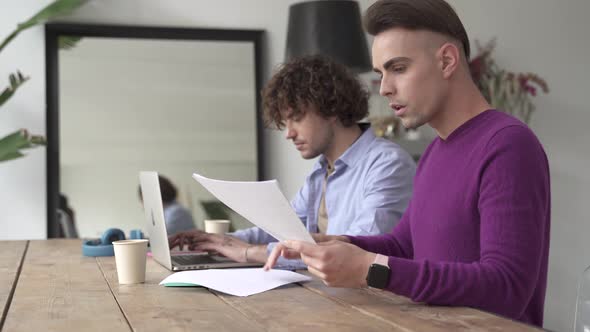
45;23;264;238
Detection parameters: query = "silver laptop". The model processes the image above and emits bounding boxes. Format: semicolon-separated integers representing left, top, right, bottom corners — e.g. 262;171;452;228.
139;171;262;271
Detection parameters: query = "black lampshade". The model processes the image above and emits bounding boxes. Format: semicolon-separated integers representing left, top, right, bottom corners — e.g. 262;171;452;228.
285;0;372;73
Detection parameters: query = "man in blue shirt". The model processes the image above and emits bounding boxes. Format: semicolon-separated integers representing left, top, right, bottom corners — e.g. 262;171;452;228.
169;55;415;268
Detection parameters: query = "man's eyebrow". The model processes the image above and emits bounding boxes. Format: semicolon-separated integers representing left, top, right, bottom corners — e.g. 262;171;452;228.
373;57;412;73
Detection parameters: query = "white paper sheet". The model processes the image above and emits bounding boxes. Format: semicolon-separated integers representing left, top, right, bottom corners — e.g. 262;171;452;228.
159;268;312;296
192;173;315;243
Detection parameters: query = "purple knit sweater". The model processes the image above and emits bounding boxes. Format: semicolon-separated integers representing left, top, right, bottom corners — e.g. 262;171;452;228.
350;110;550;327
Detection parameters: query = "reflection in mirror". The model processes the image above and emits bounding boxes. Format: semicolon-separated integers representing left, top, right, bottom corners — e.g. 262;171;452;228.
46;24;263;238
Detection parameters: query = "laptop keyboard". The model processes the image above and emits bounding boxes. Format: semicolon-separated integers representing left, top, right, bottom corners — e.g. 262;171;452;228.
172;254;227;265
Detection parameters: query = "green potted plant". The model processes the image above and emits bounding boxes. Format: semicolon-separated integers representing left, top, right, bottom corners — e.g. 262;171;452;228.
0;0;87;162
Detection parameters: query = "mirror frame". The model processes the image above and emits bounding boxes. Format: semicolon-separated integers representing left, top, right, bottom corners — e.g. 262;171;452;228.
45;23;265;238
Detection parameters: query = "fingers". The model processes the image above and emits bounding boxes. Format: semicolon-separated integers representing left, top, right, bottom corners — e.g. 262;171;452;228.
282;248;301;260
168;234;185;249
189;236;220;251
283;240;318;257
307;266;327;280
186;231;213;242
179;235;188;251
311;233;330;243
169;231;216;250
263;240;358;287
193;242;221;253
168;236;178;249
169;233;192;250
263;243;284;270
179;234;194;251
263;242;305;270
263;240;331;271
310;234;350;244
170;235;186;250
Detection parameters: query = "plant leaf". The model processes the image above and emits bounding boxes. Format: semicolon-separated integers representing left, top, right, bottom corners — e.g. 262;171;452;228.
0;129;46;163
18;0;88;30
0;30;19;55
0;151;25;162
0;71;29;108
58;35;82;50
0;0;88;53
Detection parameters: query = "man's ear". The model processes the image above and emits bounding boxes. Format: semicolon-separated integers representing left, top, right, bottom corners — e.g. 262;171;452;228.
328;115;339;126
437;42;460;79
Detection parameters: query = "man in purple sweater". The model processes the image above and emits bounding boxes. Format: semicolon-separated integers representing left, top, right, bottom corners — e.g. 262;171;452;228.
264;0;550;327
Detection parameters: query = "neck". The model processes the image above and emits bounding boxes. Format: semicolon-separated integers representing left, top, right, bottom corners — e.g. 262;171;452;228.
429;73;492;140
324;124;363;167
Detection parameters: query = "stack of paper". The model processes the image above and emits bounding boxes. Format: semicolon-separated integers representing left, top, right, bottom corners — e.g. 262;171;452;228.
160;268;311;296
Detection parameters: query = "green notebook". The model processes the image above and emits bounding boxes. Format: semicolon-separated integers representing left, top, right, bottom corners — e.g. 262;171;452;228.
163;282;203;287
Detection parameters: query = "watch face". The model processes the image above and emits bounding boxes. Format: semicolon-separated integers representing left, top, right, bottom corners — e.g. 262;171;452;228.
366;263;390;289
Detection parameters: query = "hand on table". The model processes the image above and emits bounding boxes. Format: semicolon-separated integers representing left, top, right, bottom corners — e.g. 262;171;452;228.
264;239;375;288
169;230;265;263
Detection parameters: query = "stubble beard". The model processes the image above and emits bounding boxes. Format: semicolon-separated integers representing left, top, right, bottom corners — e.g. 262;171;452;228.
401;114;426;130
304;127;334;160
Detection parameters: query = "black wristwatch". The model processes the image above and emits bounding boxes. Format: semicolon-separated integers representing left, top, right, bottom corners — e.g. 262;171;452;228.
366;254;390;289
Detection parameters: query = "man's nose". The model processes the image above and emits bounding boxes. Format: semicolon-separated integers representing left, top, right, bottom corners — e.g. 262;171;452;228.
285;127;296;140
284;120;296;139
379;77;396;97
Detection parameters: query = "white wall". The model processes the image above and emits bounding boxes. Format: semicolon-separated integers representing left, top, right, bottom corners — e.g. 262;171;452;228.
0;0;53;240
448;2;590;331
0;0;588;331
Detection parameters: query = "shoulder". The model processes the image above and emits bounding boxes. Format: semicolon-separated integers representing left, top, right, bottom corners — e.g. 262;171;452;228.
478;111;537;144
364;136;416;168
486;119;544;156
165;203;191;217
479;120;549;185
349;137;416;185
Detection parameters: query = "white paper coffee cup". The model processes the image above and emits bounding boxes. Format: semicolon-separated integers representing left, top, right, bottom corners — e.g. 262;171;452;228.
204;219;230;234
113;239;148;284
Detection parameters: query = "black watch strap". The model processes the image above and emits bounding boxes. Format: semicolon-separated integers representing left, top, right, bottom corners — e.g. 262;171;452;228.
366;255;390;289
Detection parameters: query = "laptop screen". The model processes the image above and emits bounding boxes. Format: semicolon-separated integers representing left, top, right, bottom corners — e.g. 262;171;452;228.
139;171;174;270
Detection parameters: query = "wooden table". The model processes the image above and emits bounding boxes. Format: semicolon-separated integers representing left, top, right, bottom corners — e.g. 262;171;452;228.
1;240;545;331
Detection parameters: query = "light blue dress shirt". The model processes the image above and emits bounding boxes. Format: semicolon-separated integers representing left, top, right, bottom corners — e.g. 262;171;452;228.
232;127;416;269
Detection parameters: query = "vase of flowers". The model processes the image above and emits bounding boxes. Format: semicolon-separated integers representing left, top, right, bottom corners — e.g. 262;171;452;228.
469;39;549;125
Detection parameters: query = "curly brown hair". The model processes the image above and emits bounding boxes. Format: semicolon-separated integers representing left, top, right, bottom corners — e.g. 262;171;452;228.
262;55;369;130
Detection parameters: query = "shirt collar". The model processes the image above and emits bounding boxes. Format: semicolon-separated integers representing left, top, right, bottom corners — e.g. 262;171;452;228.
314;125;376;172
